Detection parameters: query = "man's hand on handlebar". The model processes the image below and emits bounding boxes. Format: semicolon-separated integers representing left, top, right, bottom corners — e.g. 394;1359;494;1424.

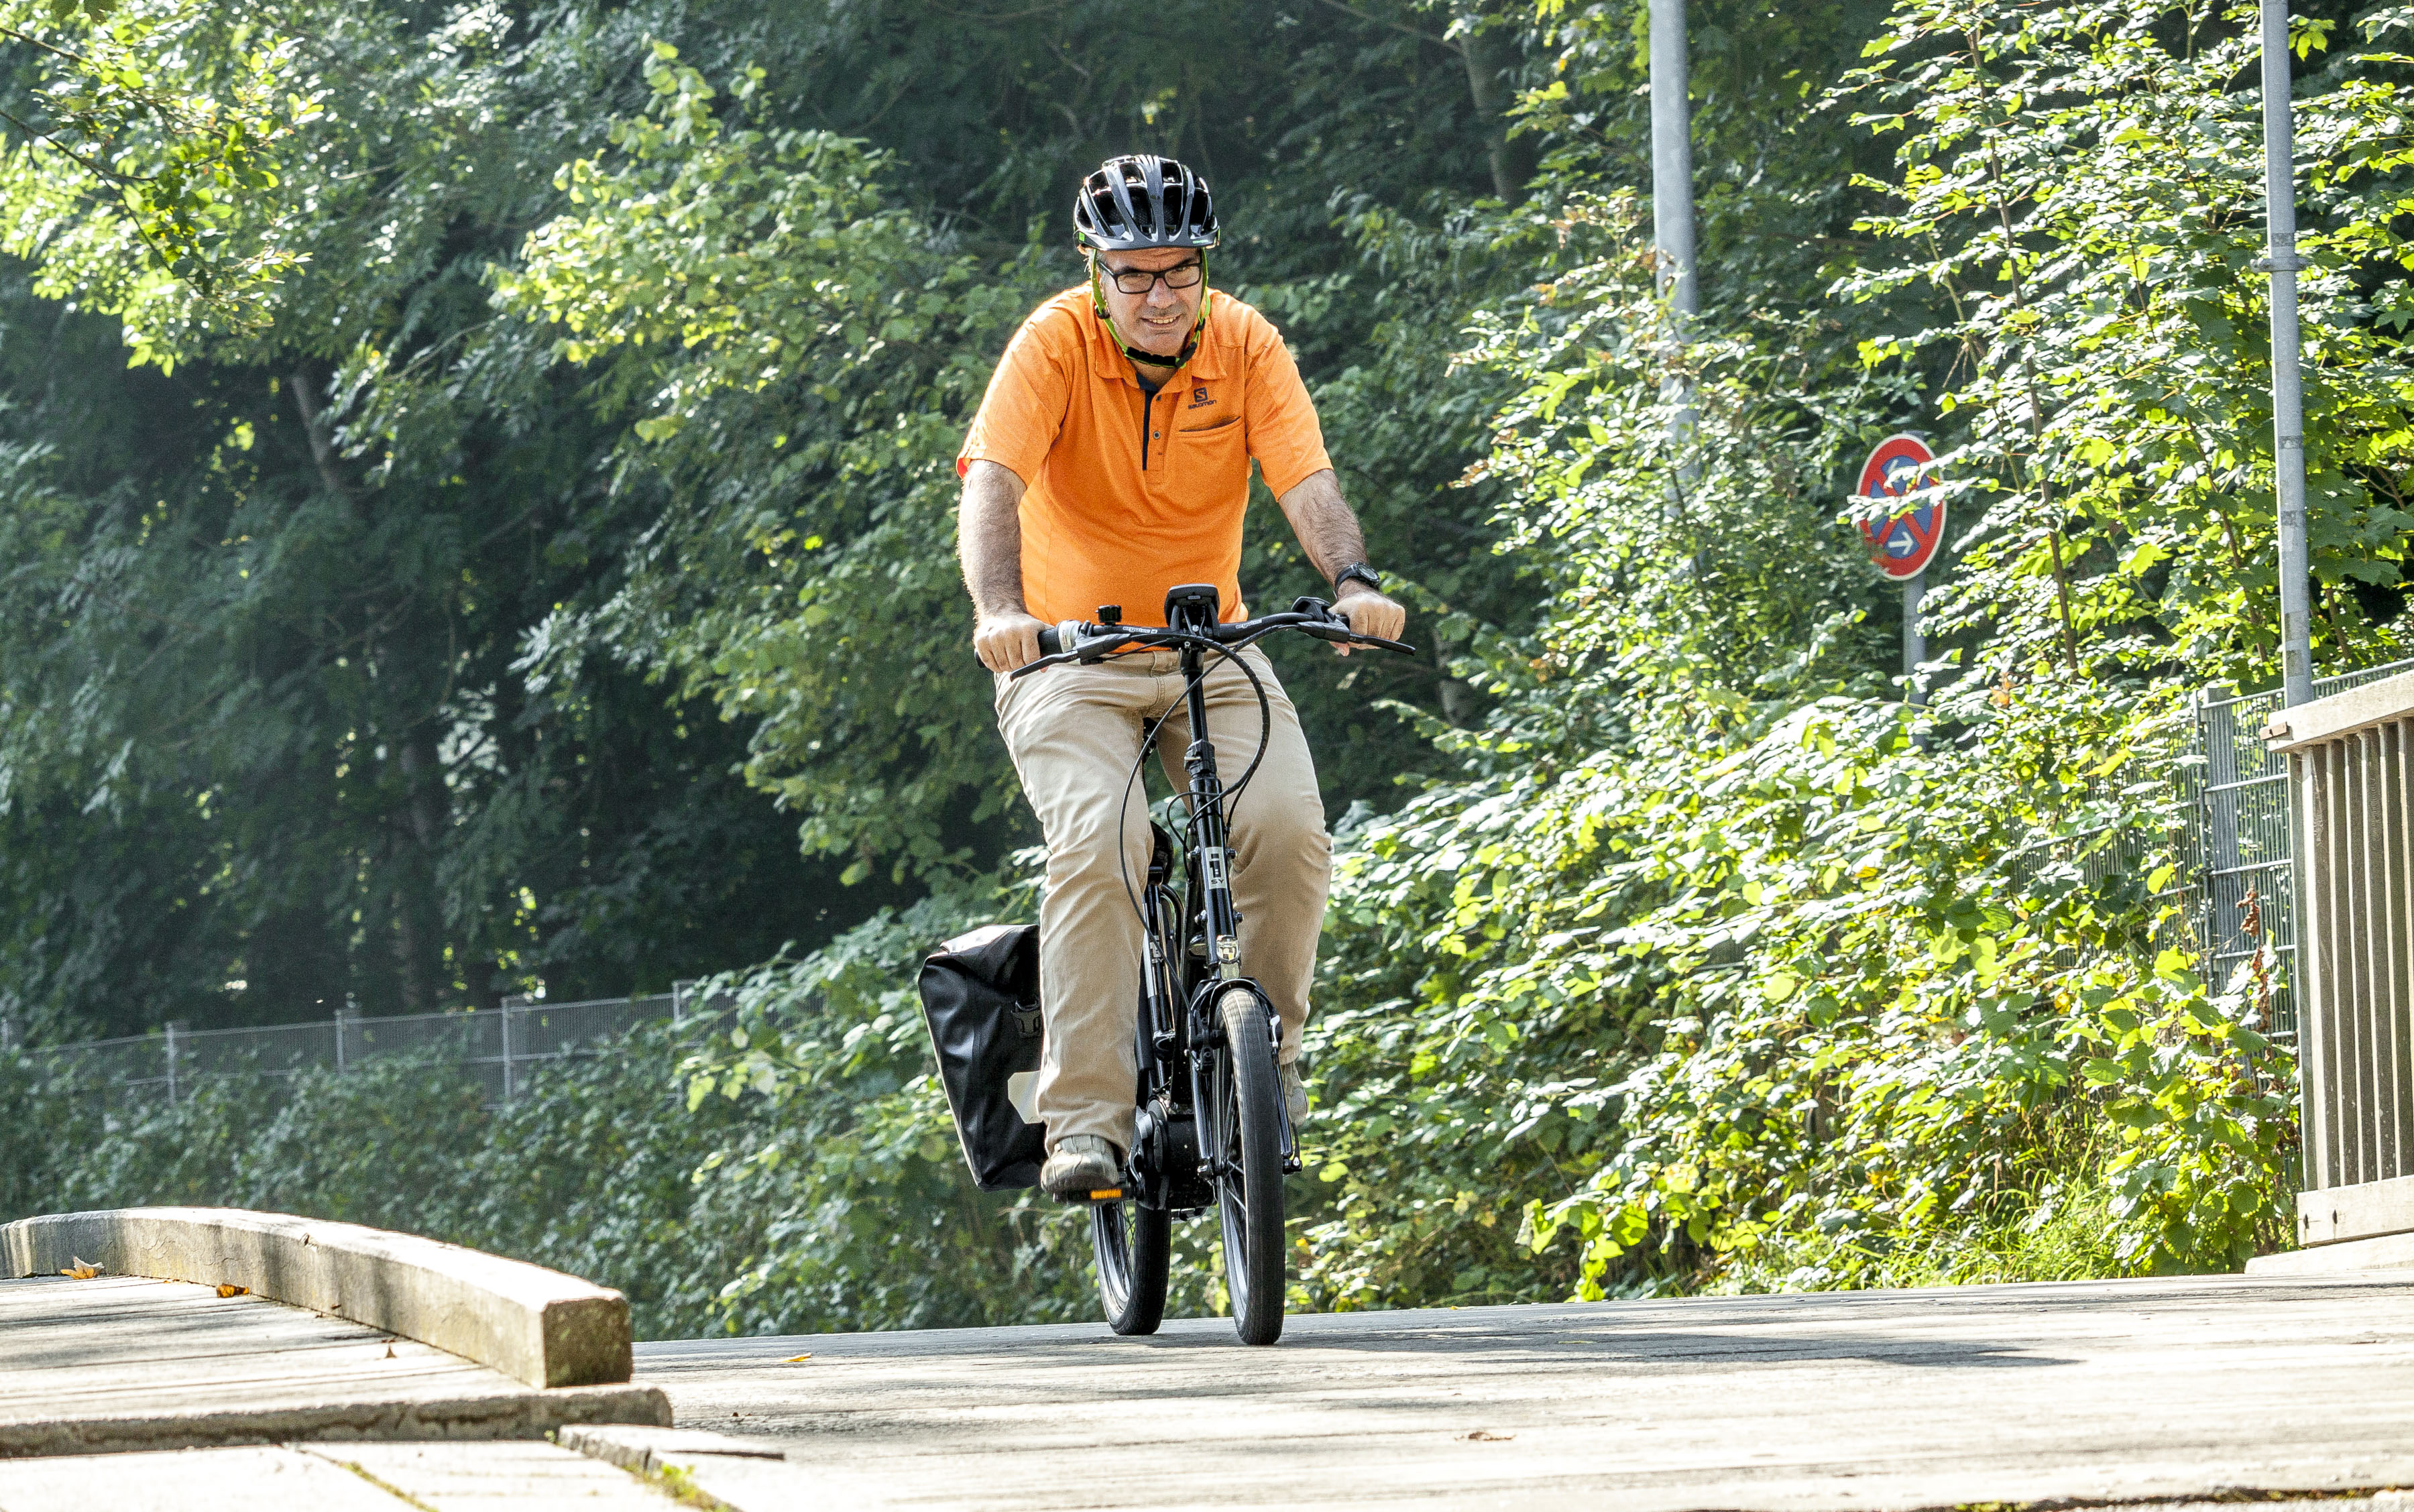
974;610;1047;673
1011;598;1416;680
1331;587;1407;657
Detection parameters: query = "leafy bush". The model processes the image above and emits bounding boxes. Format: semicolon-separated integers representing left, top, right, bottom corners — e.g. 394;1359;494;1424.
1511;689;2295;1293
8;0;2404;1335
0;932;1100;1338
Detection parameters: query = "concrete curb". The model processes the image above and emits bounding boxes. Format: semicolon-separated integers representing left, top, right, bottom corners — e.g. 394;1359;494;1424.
2245;1230;2414;1275
559;1426;797;1511
3;1207;632;1389
0;1382;671;1460
557;1423;788;1472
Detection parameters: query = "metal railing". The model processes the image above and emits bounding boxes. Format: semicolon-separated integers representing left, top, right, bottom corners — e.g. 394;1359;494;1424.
9;981;728;1112
2271;668;2414;1244
2176;656;2414;1037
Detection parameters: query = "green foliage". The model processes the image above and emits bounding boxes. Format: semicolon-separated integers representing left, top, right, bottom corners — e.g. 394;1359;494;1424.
1507;689;2293;1291
0;0;317;335
1;0;2399;1334
1841;0;2414;682
0;1;1537;1042
0;932;1093;1337
0;259;842;1035
1291;0;2372;1301
496;49;1043;883
668;885;1121;1330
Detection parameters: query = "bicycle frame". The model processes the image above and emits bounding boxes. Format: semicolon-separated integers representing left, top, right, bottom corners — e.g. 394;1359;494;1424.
1021;585;1411;1340
1123;584;1300;1214
1016;586;1405;1216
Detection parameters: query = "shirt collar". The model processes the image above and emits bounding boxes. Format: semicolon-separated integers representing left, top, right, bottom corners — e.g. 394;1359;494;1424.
1082;289;1225;388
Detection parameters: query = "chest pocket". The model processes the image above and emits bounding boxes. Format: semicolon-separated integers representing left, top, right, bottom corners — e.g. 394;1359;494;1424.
1172;410;1247;494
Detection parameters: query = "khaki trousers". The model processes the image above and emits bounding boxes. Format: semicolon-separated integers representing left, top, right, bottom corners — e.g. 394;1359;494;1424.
994;645;1328;1153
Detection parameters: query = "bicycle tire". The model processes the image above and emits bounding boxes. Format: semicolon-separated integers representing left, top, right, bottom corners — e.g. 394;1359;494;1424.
1091;1197;1170;1335
1213;987;1287;1346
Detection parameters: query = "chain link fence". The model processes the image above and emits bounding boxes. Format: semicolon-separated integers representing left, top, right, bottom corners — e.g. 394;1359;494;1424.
3;982;732;1113
2174;655;2414;1037
6;658;2409;1119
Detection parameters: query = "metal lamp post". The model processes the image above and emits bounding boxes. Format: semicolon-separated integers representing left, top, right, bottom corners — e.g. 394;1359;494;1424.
2262;0;2314;708
1652;0;1699;535
1650;0;1697;323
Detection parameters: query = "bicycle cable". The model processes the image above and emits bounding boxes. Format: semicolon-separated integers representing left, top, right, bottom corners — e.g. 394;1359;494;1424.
1104;637;1277;929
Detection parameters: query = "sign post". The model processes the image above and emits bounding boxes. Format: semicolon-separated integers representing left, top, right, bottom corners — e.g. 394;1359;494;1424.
1903;571;1925;690
1855;433;1945;703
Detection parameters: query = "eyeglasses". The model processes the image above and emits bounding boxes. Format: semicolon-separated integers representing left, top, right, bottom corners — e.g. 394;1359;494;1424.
1100;259;1204;295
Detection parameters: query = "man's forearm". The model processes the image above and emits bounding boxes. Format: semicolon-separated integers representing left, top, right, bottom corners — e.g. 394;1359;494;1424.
1274;469;1369;586
958;461;1029;616
1276;467;1405;651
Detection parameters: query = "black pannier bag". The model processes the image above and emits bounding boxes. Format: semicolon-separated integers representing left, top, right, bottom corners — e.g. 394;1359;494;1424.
916;923;1047;1190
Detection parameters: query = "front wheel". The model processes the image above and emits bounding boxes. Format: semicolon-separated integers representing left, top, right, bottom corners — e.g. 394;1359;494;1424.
1212;986;1287;1346
1092;1196;1169;1335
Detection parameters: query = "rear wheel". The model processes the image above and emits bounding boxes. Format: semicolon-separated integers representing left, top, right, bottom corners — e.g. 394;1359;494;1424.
1091;1196;1169;1335
1212;987;1287;1346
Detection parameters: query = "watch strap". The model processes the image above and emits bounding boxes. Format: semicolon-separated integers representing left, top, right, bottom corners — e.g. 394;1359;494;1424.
1334;562;1382;595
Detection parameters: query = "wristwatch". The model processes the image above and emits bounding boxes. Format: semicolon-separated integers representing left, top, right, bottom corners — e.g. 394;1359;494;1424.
1333;562;1383;597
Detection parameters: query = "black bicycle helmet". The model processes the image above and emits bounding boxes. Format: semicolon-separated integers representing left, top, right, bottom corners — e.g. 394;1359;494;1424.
1073;155;1219;251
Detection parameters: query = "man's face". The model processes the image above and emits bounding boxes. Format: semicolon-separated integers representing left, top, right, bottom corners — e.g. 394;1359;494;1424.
1095;246;1206;359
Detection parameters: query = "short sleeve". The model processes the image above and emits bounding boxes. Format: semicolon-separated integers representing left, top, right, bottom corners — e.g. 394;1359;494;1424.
1241;316;1332;498
958;310;1074;483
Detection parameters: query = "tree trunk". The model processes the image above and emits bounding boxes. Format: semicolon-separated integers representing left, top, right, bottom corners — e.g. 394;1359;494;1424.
290;362;364;522
391;723;448;1013
1458;8;1536;203
1438;677;1475;725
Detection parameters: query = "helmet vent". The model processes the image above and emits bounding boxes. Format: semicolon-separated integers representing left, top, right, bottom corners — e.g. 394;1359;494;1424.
1074;154;1218;252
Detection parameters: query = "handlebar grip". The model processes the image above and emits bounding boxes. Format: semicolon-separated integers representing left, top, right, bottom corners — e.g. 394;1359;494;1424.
1296;620;1416;656
1037;626;1061;656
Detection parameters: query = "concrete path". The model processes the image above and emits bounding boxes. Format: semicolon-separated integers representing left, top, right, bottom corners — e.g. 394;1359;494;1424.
631;1272;2414;1511
11;1270;2414;1509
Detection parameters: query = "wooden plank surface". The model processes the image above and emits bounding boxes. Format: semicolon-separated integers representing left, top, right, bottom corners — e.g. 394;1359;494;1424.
634;1273;2414;1511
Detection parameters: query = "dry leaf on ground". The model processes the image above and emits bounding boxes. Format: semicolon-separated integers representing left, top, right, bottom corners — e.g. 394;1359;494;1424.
785;1354;813;1363
58;1257;100;1280
217;1283;248;1297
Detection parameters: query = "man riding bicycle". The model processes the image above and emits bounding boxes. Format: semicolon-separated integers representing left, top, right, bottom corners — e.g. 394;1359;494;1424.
956;154;1407;1200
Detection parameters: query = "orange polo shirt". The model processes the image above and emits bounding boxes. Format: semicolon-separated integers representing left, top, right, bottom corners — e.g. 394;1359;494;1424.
956;286;1332;627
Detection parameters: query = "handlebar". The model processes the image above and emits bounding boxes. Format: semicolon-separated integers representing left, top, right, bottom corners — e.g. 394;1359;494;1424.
1014;597;1415;680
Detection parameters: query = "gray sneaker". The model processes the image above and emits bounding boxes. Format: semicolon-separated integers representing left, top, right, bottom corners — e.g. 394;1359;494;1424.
1040;1135;1122;1199
1279;1062;1308;1124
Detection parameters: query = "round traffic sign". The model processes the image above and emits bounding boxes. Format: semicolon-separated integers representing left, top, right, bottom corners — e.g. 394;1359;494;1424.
1855;432;1945;580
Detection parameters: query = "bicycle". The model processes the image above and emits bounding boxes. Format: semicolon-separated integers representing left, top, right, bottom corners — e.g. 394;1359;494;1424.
1012;581;1414;1346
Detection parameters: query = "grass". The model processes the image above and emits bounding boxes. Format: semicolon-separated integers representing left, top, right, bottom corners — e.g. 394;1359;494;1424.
1703;1137;2130;1296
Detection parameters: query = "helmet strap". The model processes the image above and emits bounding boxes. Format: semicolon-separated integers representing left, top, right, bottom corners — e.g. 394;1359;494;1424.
1088;254;1211;373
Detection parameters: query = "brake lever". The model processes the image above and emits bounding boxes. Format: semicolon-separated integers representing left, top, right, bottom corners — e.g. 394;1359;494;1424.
1290;596;1414;655
1009;653;1076;681
1319;630;1418;654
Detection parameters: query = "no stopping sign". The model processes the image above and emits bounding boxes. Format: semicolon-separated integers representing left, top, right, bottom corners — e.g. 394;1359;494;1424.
1856;433;1944;580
